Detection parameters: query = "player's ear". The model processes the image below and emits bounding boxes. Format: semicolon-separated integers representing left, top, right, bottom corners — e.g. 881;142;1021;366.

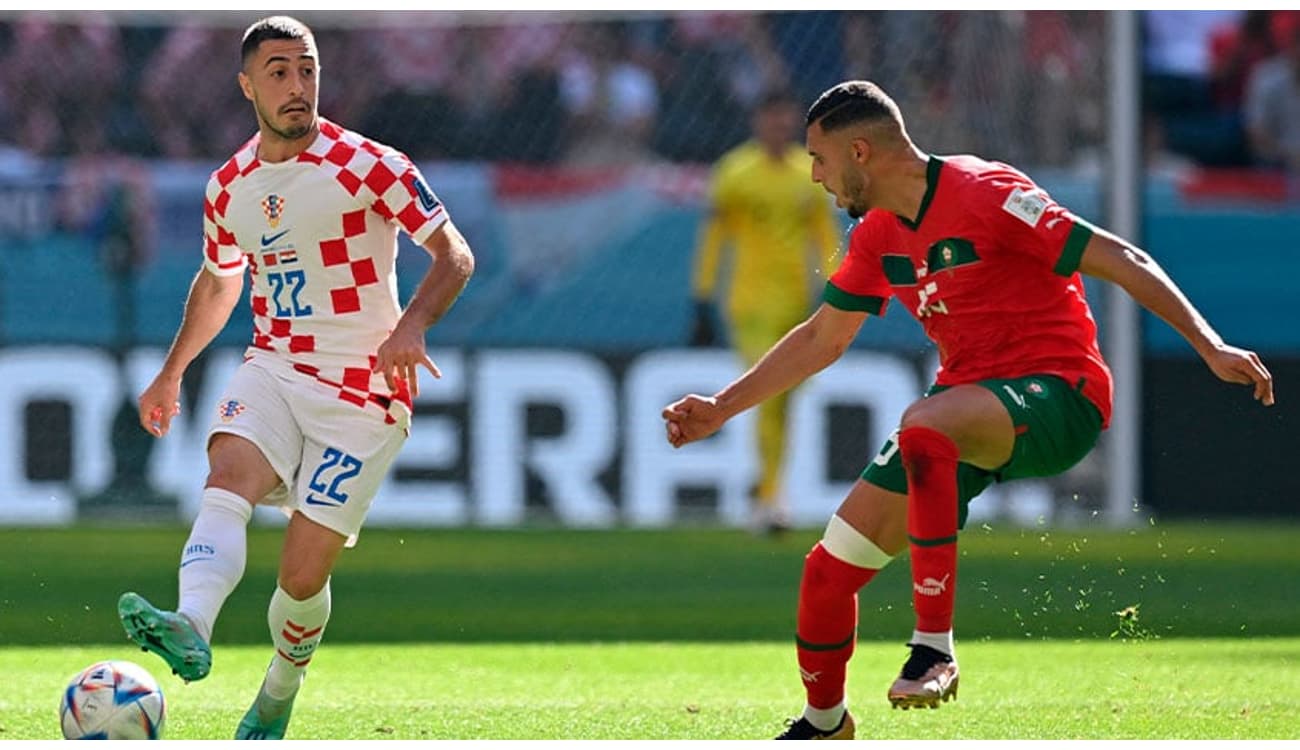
850;137;871;165
237;71;254;102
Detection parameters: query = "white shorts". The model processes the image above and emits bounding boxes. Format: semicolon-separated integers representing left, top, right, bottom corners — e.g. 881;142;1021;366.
207;356;410;546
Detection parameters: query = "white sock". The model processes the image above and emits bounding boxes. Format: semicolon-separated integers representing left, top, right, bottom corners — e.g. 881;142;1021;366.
803;700;846;731
264;582;331;700
177;488;253;642
911;629;955;659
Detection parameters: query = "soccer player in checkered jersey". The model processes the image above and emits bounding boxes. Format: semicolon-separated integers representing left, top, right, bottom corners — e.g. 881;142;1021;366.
117;16;474;740
663;81;1273;740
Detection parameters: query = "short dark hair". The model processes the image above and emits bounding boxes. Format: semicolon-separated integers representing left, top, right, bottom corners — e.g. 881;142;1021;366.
240;16;315;66
805;80;903;133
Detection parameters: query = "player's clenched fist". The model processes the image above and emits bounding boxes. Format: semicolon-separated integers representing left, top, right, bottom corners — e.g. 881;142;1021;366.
662;394;727;448
138;374;182;438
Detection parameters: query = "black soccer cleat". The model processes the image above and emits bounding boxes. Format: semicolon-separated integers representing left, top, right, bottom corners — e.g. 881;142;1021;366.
774;711;855;740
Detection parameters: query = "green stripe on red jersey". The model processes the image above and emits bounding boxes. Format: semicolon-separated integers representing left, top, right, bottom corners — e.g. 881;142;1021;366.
1053;220;1096;276
823;280;884;315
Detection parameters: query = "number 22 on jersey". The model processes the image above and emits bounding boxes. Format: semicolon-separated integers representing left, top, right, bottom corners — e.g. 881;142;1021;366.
267;270;313;317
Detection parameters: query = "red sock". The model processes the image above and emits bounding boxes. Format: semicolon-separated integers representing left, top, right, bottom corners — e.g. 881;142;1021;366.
899;426;960;634
796;543;879;708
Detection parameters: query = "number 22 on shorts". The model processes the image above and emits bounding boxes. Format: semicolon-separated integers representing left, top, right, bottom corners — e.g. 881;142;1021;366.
305;447;363;507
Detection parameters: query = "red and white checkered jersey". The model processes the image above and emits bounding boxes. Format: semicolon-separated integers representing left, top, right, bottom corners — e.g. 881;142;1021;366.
201;118;448;420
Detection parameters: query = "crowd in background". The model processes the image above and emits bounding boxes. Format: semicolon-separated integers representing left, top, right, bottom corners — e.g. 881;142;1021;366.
1144;9;1300;172
1;10;1297;172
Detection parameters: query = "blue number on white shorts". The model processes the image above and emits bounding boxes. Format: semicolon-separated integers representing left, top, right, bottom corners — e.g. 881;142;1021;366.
267;270;313;317
305;447;363;507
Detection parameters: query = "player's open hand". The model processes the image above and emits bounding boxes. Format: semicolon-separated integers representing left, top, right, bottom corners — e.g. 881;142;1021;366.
138;374;182;438
1203;343;1274;406
375;320;441;398
662;394;727;448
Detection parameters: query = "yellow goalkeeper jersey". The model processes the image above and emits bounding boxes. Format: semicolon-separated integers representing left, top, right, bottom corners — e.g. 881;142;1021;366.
692;140;841;317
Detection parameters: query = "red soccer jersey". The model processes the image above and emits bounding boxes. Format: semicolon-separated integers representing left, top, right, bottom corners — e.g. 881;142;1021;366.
825;155;1114;427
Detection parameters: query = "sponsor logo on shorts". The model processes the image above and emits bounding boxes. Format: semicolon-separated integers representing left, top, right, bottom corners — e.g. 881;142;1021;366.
1001;384;1027;409
218;399;245;423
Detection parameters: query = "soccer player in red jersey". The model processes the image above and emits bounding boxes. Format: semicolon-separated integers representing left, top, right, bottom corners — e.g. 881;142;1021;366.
662;80;1273;740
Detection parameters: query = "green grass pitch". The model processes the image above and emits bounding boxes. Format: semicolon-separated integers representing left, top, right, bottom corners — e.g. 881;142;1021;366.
1;522;1297;739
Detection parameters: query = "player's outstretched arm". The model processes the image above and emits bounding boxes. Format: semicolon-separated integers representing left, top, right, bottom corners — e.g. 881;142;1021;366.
663;303;867;448
375;220;475;398
139;267;245;437
1077;228;1274;406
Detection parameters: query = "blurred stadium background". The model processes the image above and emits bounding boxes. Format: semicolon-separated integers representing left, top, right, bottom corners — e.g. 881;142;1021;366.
0;10;1294;538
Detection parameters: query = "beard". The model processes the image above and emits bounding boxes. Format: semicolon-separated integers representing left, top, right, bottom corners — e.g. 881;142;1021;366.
272;119;312;141
255;97;314;141
843;169;870;219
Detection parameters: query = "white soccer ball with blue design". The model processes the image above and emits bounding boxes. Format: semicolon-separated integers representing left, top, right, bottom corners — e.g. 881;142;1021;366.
60;660;166;740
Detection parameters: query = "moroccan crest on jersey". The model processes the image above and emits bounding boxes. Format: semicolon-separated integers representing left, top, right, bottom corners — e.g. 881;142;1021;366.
926;238;980;273
262;194;286;228
218;399;246;423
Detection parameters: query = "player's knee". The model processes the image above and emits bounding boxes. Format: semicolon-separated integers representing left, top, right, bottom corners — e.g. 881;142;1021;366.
801;545;838;597
205;435;279;500
820;515;894;571
803;538;888;597
277;570;328;601
898;400;942;433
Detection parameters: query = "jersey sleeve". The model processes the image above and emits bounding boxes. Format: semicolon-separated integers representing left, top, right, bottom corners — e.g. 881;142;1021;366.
823;214;891;315
367;148;449;246
201;176;246;277
978;175;1097;276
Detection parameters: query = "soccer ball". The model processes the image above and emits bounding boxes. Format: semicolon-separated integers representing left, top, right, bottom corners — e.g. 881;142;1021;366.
59;660;166;740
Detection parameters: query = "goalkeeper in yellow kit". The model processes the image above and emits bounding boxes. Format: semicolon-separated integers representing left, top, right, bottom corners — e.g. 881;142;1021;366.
691;89;841;534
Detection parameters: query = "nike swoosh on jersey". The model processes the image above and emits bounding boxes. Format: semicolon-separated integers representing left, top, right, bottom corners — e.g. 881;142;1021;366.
261;229;291;247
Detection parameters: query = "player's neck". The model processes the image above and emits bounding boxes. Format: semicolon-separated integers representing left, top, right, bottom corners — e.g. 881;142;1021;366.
878;147;931;224
256;122;320;164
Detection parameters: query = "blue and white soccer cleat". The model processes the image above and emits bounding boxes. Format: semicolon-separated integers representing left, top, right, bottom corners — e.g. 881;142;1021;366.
118;591;212;683
235;683;297;740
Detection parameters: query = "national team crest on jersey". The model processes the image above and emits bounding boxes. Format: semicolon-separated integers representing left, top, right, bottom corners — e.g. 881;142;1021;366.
262;194;286;228
218;399;246;423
